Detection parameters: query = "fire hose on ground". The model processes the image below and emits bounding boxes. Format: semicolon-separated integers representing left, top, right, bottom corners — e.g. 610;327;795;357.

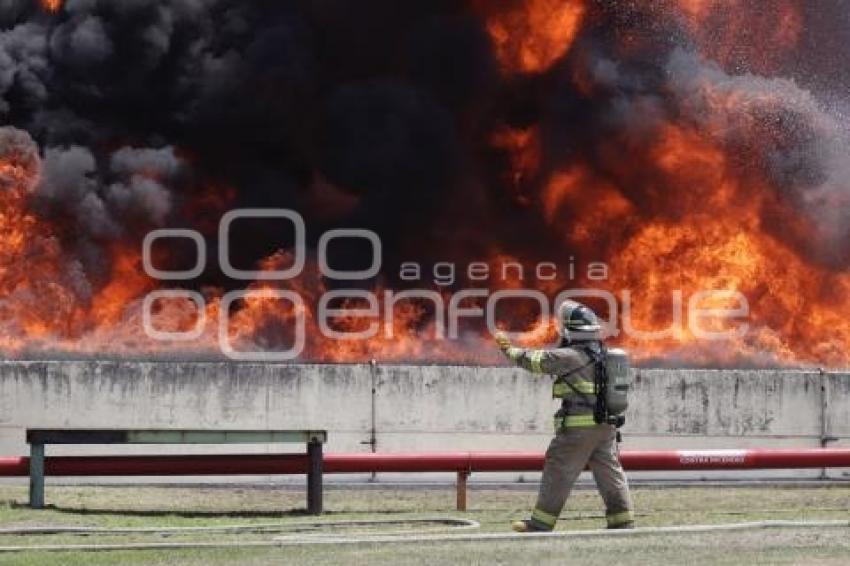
0;520;847;552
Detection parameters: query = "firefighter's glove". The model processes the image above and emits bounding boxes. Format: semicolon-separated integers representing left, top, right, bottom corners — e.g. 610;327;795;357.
495;331;512;352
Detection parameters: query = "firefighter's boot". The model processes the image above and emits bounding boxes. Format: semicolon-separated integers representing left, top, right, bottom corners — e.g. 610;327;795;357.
511;519;552;533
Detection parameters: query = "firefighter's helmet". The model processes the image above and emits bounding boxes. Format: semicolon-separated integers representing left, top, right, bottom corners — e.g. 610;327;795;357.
558;300;601;343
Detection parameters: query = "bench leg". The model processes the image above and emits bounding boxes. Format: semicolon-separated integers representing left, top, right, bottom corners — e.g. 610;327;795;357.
307;439;323;515
456;471;469;512
29;443;45;509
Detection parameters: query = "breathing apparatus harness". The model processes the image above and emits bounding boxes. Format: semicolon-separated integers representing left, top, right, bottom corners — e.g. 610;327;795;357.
556;342;626;439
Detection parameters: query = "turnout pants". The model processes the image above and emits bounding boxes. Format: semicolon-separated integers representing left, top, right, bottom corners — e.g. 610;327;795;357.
530;423;633;529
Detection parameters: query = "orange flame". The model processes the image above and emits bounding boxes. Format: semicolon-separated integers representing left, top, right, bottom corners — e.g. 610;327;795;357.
479;0;586;74
538;123;850;367
40;0;62;13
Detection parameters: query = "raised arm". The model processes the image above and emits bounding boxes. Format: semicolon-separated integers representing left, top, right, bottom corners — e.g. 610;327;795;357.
495;332;581;375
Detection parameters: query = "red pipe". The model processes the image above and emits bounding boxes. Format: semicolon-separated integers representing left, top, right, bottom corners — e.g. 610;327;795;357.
0;449;848;477
326;452;546;473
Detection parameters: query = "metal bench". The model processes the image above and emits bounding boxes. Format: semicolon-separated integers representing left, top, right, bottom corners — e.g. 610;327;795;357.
26;429;327;514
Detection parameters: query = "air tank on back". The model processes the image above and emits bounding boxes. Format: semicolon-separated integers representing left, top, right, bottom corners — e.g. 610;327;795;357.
604;348;631;416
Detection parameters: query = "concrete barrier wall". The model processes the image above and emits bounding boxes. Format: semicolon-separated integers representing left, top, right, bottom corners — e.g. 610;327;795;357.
0;361;847;481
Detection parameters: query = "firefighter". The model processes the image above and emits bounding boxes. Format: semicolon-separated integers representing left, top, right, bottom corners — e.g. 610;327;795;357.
496;299;634;532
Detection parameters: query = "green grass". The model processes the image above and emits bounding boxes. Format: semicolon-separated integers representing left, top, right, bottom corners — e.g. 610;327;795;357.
0;484;847;565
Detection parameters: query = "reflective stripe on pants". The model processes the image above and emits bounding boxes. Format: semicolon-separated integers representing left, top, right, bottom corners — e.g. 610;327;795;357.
606;509;634;527
531;507;558;529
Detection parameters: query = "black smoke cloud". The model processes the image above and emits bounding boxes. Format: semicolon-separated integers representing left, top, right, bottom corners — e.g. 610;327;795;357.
37;144;180;238
0;0;848;301
537;2;850;267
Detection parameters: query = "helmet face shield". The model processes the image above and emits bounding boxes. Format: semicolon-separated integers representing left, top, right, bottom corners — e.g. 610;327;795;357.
558;300;602;343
